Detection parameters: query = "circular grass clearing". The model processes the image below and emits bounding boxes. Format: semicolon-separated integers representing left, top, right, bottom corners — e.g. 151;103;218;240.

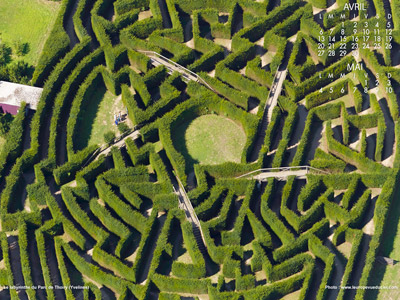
174;114;246;165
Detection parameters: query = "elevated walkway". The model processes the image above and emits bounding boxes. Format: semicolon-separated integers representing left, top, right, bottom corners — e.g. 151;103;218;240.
137;50;215;92
236;166;328;181
174;175;207;254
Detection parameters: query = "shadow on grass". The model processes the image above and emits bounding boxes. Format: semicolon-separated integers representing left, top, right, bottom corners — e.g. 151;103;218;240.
172;119;199;174
75;85;106;151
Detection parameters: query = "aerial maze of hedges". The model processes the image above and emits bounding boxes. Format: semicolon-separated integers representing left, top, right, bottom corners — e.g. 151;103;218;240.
2;0;400;299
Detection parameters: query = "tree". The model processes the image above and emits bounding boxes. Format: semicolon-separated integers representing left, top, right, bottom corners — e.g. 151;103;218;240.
0;43;12;66
117;122;129;134
13;40;29;57
0;113;13;137
8;61;31;84
104;131;116;144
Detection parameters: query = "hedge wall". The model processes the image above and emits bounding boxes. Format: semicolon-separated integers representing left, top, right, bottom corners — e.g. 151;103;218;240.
32;0;75;85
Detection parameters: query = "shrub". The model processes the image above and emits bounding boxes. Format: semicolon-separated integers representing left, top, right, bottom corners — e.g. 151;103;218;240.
104;131;116;144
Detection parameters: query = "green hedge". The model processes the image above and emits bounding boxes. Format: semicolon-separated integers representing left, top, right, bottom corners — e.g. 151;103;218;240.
18;222;36;299
32;0;75;85
261;180;295;245
0;103;27;181
152;273;211;294
1;233;19;299
95;177;147;232
48;48;104;161
199;73;249;109
245;57;273;87
305;80;348;109
35;230;56;300
61;187;109;244
154;193;179;211
89;197;131;250
53;145;98;185
61;239;131;294
355;173;399;300
337;230;363;300
273;219;330;262
73;0;93;41
114;0;149;15
66;67;103;155
309;0;327;8
326;121;389;174
149;34;195;66
297;177;325;211
286;56;354;101
127;49;151;72
348;189;371;228
171;221;206;278
76;155;108;185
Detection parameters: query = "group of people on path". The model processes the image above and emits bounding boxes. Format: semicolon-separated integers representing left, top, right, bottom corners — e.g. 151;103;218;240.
114;107;129;125
114;111;122;125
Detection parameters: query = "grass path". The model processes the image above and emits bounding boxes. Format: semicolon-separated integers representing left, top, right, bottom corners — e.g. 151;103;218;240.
173;114;246;165
0;0;60;65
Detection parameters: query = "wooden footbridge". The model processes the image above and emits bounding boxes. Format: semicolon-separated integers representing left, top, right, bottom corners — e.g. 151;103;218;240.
236;166;329;181
137;50;216;92
174;175;207;253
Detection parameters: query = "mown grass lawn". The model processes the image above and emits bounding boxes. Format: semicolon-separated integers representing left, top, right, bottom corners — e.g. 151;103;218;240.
173;114;246;166
0;0;60;65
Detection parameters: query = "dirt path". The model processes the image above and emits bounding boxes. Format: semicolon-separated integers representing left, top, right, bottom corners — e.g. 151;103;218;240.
28;229;47;300
325;240;346;300
347;234;371;300
158;0;172;29
379;98;395;161
137;215;166;283
44;234;66;300
7;236;28;300
63;0;80;48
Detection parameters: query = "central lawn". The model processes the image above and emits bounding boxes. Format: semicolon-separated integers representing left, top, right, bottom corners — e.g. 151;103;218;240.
0;0;60;65
173;114;246;165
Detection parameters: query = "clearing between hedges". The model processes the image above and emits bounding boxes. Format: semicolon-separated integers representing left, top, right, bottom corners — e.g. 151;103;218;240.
174;114;246;166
